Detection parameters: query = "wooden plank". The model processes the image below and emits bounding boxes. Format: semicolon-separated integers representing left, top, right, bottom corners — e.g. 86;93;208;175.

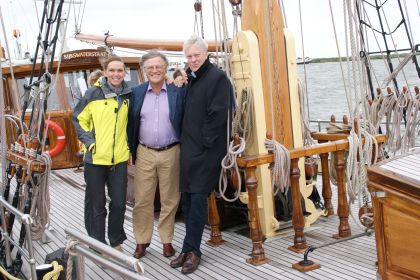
1;166;381;280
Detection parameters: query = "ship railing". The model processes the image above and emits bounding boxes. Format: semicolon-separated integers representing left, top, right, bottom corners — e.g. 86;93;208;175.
0;196;38;279
309;118;406;132
207;134;386;266
64;227;149;280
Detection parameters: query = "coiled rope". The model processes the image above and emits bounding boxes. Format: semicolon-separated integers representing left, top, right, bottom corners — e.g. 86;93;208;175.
42;261;64;280
0;266;20;280
27;153;52;240
264;139;290;195
403;87;420;151
65;239;85;280
218;137;245;202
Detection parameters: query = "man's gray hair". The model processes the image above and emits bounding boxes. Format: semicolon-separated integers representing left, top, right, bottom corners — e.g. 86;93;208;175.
140;50;169;68
183;34;208;54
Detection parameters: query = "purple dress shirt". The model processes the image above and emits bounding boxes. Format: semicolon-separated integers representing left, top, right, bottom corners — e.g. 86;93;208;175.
138;83;178;148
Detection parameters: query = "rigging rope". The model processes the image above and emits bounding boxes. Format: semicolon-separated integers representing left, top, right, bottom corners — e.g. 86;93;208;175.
218;137;245;202
232;88;254;144
0;46;7;193
28;153;52;240
265;139;290;195
297;0;310;120
65;238;85;279
298;80;314;146
326;1;383;230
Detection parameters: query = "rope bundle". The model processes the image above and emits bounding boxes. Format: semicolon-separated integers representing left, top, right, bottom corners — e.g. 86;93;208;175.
232;88;254;144
373;87;420;155
264;139;290;195
42;261;64;280
65;239;85;280
28;153;52;240
218;137;245;202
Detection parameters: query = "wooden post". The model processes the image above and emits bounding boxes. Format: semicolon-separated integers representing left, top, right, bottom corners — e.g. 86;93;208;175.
206;191;226;246
245;167;269;265
333;149;351;239
319;150;334;216
242;0;293;147
288;158;308;253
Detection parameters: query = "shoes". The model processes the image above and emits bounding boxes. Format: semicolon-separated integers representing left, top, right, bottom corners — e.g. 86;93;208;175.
113;245;123;253
181;252;200;274
163;243;175;257
133;243;150;259
170;252;187;268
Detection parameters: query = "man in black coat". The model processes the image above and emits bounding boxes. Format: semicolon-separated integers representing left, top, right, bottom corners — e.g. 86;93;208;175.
170;35;232;274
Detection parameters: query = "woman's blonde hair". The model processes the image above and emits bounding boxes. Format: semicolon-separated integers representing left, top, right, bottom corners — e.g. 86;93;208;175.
87;69;103;86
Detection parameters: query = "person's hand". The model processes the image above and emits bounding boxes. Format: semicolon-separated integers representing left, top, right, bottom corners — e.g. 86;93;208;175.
128;153;134;165
165;75;174;84
173;70;188;87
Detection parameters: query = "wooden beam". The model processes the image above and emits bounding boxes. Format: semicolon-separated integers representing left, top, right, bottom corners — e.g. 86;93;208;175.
241;0;293;147
74;33;219;52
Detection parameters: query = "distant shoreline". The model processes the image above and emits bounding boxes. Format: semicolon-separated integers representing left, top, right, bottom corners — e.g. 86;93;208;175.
308;53;419;63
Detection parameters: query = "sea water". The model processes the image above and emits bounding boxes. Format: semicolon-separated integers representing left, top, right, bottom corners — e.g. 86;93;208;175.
297;57;420;131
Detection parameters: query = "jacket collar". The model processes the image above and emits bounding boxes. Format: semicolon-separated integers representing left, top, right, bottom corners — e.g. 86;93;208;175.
96;76;132;98
187;57;211;82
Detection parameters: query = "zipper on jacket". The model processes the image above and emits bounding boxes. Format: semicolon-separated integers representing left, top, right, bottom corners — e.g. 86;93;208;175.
111;96;119;164
91;115;96;154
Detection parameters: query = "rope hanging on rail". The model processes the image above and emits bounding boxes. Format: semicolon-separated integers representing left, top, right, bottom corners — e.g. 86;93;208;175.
218;137;245;202
265;138;290;195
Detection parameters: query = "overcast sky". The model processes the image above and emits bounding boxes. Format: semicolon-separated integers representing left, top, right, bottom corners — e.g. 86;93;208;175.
1;0;419;59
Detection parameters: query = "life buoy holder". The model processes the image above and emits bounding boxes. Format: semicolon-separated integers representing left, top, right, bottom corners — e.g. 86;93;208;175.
44;120;66;158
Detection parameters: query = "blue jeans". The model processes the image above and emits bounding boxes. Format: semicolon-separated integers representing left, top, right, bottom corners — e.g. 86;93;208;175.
181;192;209;256
84;162;127;247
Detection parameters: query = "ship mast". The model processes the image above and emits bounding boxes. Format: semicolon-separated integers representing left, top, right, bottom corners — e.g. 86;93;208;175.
241;0;293;147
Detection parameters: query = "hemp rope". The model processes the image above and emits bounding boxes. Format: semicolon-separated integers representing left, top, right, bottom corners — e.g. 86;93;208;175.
265;139;290;195
218;137;245;202
65;238;85;280
28;153;52;240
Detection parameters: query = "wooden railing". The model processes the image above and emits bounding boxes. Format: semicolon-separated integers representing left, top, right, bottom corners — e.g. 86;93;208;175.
207;134;386;265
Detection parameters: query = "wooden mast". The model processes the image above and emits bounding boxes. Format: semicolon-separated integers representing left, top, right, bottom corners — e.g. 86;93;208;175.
241;0;293;148
75;33;219;52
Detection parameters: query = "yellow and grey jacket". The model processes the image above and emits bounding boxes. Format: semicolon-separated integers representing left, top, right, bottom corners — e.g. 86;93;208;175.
72;77;131;165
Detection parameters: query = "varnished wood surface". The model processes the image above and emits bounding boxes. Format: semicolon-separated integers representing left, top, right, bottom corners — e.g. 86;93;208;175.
1;57;141;77
75;33;219;52
2;167;380;280
368;150;420;280
368;151;420;199
237;135;386;168
242;0;293;147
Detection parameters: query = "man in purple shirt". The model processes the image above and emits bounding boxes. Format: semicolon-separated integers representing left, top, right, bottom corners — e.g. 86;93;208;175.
127;50;185;259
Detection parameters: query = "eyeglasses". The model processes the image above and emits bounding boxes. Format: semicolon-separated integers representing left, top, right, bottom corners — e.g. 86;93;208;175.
144;65;166;72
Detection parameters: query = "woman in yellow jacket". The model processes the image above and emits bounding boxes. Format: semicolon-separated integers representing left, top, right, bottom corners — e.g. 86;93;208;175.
72;56;131;251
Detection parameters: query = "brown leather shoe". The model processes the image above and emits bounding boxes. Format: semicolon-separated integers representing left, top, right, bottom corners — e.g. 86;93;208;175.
133;243;150;259
163;243;175;257
181;252;201;274
169;252;187;268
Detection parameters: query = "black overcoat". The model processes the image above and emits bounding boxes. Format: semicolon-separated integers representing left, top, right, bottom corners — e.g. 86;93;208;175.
180;58;231;194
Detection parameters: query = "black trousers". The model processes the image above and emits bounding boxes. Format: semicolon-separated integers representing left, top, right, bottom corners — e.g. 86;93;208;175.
84;162;127;247
181;192;209;256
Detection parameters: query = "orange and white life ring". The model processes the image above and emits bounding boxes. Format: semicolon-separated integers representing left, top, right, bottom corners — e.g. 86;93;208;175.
44;120;66;158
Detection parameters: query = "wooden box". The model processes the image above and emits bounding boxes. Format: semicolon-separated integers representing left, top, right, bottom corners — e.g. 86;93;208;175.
367;151;420;280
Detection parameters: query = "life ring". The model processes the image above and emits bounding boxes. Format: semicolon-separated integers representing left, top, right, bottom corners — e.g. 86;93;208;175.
358;205;374;229
44;120;66;158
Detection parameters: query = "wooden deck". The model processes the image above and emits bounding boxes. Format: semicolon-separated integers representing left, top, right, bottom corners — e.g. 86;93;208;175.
10;167;378;279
